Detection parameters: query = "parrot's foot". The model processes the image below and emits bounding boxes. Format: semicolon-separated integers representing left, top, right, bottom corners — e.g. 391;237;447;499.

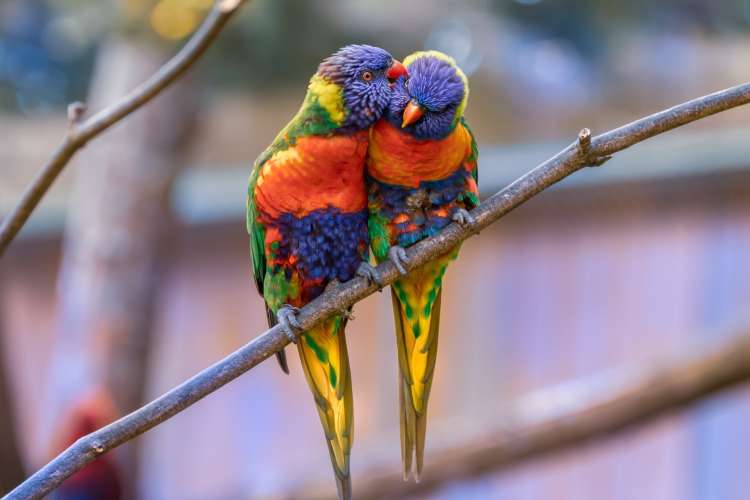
452;208;476;228
388;246;409;275
277;305;302;343
356;262;384;290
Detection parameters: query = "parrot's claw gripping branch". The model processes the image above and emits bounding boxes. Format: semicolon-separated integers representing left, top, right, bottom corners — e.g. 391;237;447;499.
277;305;303;343
356;262;384;290
451;208;476;228
388;246;409;275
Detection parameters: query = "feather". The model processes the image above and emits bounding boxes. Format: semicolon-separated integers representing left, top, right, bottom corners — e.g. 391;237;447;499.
265;304;289;374
297;316;354;499
391;259;448;480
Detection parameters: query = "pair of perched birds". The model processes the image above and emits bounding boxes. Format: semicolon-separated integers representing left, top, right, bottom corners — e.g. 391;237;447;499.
247;45;478;499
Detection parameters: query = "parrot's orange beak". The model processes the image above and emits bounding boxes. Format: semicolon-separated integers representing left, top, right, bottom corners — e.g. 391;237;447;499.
402;100;424;128
387;60;408;83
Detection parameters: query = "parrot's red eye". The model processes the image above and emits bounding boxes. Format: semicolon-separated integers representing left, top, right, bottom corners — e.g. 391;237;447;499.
361;71;374;82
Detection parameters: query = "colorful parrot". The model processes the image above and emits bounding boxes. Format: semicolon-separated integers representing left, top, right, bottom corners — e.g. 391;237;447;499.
247;45;407;499
366;51;478;481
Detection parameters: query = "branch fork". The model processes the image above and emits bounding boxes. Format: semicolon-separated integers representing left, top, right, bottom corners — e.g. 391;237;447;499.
577;127;611;167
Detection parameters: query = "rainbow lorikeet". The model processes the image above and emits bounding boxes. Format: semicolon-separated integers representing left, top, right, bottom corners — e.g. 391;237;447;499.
247;45;407;499
366;51;478;480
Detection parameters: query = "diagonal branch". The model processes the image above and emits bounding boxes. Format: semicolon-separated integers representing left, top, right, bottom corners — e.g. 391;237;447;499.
296;324;750;499
0;0;247;258
5;82;750;500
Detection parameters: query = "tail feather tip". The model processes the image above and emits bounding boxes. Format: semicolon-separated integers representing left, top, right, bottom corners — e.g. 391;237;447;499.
335;475;352;500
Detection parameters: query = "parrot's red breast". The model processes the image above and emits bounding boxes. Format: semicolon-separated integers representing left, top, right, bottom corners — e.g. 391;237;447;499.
367;119;474;188
255;131;369;220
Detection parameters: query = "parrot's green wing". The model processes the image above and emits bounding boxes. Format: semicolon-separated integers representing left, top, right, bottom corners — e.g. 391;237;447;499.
366;203;392;264
461;117;478;183
247;158;267;296
460;117;480;208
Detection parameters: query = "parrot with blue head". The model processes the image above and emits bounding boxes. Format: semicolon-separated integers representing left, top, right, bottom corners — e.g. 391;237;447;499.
366;50;478;481
247;44;407;499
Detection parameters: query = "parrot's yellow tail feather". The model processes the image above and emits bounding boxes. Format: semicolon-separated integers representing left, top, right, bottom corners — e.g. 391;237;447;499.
297;316;353;500
392;282;443;481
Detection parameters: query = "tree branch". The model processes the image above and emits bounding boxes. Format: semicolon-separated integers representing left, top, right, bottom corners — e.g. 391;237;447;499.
0;0;246;258
293;324;750;499
5;83;750;500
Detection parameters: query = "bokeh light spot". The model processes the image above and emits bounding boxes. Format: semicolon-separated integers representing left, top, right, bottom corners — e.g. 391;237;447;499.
150;0;200;40
425;19;483;76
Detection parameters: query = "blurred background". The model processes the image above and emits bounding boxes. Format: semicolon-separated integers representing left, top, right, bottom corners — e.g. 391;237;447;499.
2;0;750;498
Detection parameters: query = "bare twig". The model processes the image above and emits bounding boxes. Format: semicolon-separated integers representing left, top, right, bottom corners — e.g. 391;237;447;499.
293;325;750;499
5;83;750;500
0;0;246;258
